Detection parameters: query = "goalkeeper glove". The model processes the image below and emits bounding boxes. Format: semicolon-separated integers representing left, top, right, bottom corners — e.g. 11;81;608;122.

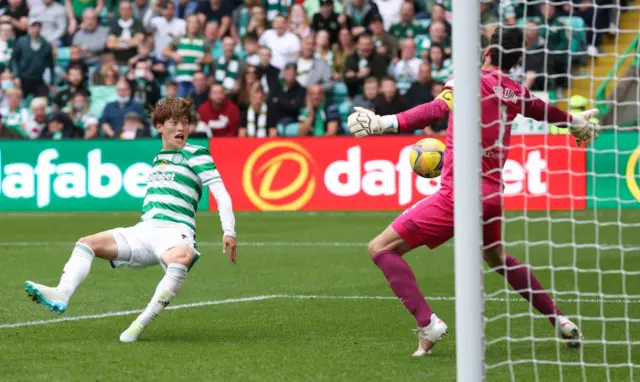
569;108;601;146
347;107;398;137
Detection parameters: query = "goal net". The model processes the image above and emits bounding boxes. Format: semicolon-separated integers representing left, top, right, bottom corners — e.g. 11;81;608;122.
478;0;640;380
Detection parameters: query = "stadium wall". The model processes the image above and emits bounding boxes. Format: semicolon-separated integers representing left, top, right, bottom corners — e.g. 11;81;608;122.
0;136;588;212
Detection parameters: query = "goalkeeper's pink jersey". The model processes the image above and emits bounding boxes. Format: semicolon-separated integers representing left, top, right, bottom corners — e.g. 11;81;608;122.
397;68;572;203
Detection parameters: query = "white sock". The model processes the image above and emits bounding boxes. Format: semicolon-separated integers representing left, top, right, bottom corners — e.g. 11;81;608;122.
57;242;95;301
136;264;188;327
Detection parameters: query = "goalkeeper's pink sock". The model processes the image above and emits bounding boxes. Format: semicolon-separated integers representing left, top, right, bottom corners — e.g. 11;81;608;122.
496;254;563;326
373;250;433;328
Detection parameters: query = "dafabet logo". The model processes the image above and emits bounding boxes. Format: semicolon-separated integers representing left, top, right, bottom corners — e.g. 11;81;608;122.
242;141;316;211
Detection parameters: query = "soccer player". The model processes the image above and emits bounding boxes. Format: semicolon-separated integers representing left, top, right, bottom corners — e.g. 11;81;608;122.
347;26;600;357
24;98;237;343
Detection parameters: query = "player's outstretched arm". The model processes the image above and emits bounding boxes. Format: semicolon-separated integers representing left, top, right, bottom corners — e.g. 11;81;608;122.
524;95;601;146
209;181;237;264
347;98;451;137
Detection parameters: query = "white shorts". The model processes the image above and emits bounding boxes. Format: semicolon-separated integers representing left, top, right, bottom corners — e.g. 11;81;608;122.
109;220;200;271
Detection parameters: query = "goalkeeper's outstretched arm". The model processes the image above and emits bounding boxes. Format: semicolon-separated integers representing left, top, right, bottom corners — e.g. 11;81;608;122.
347;96;451;137
523;93;601;146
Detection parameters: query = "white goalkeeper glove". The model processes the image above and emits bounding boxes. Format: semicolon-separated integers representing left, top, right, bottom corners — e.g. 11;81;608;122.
569;108;601;146
347;107;398;137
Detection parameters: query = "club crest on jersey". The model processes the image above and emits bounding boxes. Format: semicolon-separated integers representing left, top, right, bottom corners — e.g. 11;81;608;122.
172;153;184;165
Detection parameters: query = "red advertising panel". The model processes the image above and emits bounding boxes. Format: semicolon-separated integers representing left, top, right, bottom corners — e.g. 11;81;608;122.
209;135;585;211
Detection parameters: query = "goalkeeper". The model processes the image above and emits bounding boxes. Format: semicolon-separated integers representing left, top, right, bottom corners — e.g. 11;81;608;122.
348;26;600;357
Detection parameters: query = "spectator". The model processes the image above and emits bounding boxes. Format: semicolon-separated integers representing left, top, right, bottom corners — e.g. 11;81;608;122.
270;63;306;127
239;84;277;137
147;1;186;62
120;110;150;139
376;0;404;31
423;80;447;135
197;83;240;137
204;20;222;59
343;33;387;98
298;84;339;136
24;96;48;139
0;22;15;73
66;45;89;84
257;46;279;93
0;87;29;138
107;1;145;65
509;21;547;91
64;0;105;37
262;0;291;23
314;29;333;68
71;8;109;66
129;42;168;83
480;0;499;27
259;14;301;70
332;27;355;81
351;76;379;112
374;76;410;116
214;36;243;93
289;3;312;39
428;3;451;37
390;39;422;95
196;0;231;37
241;32;260;66
187;71;210;108
232;65;260;115
297;35;333;92
164;80;178;98
368;13;398;65
175;0;199;20
164;14;212;98
419;19;451;58
127;59;161;111
539;3;570;89
99;78;145;138
246;5;267;37
230;0;253;41
405;61;433;107
311;0;352;45
428;44;452;83
132;0;152;22
92;52;120;85
54;64;90;110
344;0;380;37
389;2;426;40
0;70;15;108
10;20;54;99
29;0;67;46
1;0;28;38
40;112;81;140
67;91;98;139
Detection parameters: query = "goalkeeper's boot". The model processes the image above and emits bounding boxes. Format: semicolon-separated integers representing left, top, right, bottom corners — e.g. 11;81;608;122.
120;321;145;343
412;313;449;357
24;281;68;314
558;316;583;348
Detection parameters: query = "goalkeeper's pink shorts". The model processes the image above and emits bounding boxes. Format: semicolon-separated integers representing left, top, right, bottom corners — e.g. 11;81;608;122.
391;190;503;250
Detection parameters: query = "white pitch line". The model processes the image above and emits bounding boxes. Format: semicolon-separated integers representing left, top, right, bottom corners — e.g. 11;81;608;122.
3;294;640;330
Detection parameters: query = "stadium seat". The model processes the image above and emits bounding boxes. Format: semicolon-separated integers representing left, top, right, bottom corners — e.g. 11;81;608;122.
88;85;117;117
277;122;300;136
56;47;71;69
331;82;349;105
337;100;352;134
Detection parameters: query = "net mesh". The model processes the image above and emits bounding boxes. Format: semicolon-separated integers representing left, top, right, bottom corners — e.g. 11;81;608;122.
480;1;640;380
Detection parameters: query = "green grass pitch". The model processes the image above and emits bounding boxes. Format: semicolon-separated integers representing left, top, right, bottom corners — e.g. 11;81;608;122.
1;211;640;381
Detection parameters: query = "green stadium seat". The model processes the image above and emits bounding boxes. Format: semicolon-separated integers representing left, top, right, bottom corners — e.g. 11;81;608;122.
88;85;117;117
56;46;71;68
277;122;300;136
331;82;349;104
337;100;352;134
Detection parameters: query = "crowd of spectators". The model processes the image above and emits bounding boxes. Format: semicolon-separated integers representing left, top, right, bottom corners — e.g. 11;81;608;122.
0;0;629;140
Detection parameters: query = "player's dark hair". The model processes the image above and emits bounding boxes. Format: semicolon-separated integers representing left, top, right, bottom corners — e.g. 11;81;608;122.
489;26;524;71
151;97;196;128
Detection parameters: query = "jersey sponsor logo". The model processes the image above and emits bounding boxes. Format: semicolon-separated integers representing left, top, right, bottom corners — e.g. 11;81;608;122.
436;89;453;110
242;141;316;211
493;86;518;104
148;172;176;182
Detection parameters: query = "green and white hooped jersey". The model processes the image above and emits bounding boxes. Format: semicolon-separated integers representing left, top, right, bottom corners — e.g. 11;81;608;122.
141;143;220;233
